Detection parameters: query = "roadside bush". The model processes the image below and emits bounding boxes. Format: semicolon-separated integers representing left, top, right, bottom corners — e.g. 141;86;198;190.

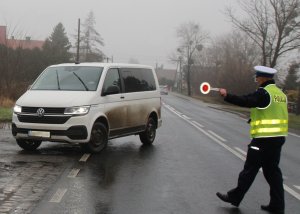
0;96;14;107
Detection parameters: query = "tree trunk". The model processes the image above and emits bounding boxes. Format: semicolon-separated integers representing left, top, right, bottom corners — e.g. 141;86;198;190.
296;86;300;115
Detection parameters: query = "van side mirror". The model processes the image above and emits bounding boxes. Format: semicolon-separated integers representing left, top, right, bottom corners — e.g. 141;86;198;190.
102;85;120;96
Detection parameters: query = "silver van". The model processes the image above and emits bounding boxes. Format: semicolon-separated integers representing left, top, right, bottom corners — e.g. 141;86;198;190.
12;63;162;153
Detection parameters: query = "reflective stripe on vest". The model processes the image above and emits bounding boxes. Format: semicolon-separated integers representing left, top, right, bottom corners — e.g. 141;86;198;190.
250;84;288;138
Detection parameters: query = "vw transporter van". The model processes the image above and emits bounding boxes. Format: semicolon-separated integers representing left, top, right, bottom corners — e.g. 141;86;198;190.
12;63;162;153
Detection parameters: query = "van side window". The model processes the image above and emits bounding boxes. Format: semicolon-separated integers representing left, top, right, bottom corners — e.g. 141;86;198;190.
121;68;156;93
103;68;121;93
141;68;156;90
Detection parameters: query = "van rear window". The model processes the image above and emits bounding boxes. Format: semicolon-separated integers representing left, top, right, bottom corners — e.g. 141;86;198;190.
121;68;156;93
31;66;103;91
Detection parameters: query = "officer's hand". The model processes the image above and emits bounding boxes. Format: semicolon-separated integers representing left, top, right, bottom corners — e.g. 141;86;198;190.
219;88;227;97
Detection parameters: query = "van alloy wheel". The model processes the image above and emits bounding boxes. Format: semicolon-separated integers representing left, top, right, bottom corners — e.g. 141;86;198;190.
16;139;42;151
83;122;108;153
139;117;156;145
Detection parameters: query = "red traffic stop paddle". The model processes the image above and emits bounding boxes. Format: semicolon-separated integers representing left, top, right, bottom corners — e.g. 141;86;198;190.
200;82;219;94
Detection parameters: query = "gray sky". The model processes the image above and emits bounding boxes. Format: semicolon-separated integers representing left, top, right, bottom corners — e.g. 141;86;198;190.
1;0;236;69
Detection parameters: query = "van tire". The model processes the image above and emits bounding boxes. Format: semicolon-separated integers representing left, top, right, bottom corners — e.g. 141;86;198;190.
83;122;108;153
16;139;42;151
139;117;156;145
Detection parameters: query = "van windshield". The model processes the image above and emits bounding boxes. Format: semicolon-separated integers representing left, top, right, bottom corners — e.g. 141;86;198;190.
31;66;103;91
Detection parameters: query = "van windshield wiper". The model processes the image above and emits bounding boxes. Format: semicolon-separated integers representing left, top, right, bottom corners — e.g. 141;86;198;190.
56;70;61;90
72;72;89;91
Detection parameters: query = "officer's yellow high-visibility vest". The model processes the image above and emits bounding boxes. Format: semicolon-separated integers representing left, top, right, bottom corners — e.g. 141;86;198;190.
250;84;288;138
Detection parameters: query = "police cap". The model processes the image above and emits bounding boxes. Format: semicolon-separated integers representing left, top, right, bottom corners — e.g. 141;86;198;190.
254;66;277;78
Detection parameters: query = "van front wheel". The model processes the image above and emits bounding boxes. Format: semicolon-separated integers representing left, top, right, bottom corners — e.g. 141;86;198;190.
83;122;108;153
139;117;156;145
16;139;42;151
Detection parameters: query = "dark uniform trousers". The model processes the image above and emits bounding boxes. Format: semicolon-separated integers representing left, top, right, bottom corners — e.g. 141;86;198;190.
227;137;285;209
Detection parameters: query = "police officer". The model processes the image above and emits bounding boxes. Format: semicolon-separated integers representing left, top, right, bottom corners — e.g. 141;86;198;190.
216;66;288;214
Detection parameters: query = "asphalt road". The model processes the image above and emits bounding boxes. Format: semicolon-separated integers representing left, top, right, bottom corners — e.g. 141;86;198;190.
0;93;300;214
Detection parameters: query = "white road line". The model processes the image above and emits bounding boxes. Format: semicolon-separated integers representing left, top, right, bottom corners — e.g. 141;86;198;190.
67;168;80;178
284;184;300;201
288;132;300;138
208;130;226;142
165;103;300;201
191;124;246;161
49;188;67;203
182;115;191;120
79;153;91;162
168;108;187;120
191;121;204;128
294;185;300;190
174;110;183;115
234;147;247;156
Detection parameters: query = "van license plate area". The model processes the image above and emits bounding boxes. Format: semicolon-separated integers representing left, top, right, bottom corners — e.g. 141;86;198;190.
28;131;50;138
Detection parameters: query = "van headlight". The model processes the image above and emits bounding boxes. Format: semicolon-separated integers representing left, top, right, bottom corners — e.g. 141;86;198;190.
13;105;22;114
64;106;90;115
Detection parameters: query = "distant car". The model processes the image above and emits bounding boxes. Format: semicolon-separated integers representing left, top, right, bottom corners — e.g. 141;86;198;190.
159;85;168;95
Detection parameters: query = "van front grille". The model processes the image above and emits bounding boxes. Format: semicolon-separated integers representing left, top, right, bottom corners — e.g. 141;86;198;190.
17;115;70;124
22;107;65;114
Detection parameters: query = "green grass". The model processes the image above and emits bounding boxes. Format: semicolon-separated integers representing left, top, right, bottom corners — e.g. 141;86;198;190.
0;107;13;122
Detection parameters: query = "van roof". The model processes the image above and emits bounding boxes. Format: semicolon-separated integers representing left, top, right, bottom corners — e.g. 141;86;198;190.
49;62;154;69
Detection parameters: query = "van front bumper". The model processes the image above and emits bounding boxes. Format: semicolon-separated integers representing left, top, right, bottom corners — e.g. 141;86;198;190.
12;123;88;143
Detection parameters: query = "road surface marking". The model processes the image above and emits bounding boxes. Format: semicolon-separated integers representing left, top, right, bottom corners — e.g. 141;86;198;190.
49;188;67;203
190;124;246;161
191;121;204;128
68;168;80;178
181;115;191;120
294;185;300;190
208;130;226;142
234;147;247;156
79;153;91;162
165;103;300;201
174;110;182;115
283;184;300;201
165;106;187;120
288;132;300;138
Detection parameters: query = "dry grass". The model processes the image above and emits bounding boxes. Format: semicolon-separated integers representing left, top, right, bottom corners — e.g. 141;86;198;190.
0;97;15;108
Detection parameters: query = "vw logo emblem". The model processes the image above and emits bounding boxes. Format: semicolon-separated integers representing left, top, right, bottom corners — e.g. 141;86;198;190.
36;108;45;117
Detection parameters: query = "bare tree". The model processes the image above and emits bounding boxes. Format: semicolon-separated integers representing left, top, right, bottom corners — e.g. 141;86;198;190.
226;0;300;67
194;32;259;95
176;21;209;96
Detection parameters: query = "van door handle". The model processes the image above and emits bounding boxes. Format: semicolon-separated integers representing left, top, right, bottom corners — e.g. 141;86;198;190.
120;96;125;99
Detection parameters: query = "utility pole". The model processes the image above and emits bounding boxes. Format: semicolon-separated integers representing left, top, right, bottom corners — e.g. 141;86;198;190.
179;56;182;93
297;86;300;115
187;44;191;96
75;18;80;64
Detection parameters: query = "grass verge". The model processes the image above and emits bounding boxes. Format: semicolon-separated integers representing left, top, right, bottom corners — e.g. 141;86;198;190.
0;107;12;122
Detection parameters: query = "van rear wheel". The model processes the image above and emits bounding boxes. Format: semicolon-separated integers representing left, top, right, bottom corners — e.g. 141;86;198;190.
139;117;156;145
16;139;42;151
83;122;108;153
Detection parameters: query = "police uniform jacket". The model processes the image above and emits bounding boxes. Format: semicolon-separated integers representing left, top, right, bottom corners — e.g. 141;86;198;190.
224;79;285;144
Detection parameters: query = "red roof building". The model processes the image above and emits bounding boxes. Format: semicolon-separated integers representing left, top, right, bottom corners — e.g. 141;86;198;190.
0;26;44;50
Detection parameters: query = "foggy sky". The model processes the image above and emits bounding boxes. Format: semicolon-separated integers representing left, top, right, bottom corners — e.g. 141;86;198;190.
1;0;236;69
